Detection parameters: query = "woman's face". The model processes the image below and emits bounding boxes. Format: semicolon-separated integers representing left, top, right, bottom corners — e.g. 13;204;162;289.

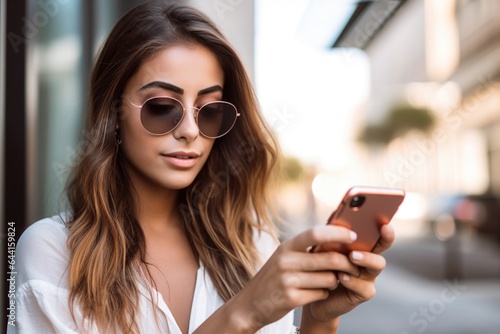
120;44;224;191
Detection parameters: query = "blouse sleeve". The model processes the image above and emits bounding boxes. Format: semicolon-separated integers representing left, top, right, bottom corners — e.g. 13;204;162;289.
10;281;80;334
7;215;94;334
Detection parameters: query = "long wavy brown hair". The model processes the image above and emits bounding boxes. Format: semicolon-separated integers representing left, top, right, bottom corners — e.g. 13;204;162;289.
66;2;280;333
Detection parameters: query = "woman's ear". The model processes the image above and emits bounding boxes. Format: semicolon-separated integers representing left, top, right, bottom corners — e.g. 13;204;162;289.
115;123;122;145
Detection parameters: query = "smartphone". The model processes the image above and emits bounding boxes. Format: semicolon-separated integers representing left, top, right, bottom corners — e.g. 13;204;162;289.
312;186;405;254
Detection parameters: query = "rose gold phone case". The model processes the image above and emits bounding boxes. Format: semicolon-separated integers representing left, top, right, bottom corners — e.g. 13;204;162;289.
313;186;405;254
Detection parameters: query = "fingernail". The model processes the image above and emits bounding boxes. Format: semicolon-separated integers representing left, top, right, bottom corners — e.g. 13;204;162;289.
349;231;357;241
352;251;363;261
342;274;350;282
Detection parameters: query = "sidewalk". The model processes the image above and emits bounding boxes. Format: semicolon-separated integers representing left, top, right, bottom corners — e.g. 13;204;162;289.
339;265;500;334
384;232;500;280
338;233;500;334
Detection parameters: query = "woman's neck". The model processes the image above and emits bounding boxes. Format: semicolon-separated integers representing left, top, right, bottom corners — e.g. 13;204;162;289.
125;164;182;233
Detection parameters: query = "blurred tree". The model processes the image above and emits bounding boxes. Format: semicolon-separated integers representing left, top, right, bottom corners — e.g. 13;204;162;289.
279;156;306;184
358;104;435;145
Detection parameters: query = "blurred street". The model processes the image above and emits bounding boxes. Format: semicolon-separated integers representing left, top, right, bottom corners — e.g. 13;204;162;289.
338;232;500;334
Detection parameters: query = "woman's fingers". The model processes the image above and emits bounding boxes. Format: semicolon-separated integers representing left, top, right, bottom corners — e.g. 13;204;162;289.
349;250;386;278
371;223;395;254
287;220;394;257
338;272;377;302
286;225;357;252
290;288;331;306
283;271;339;290
276;251;360;277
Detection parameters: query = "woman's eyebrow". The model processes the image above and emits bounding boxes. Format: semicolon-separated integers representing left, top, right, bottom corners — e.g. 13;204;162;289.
139;81;184;94
139;82;222;96
197;85;223;96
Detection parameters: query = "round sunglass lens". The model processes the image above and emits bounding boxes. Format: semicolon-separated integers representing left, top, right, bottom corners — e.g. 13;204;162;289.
198;102;237;138
141;98;183;135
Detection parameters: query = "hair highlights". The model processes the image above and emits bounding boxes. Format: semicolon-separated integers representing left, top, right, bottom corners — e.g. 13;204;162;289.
66;2;280;333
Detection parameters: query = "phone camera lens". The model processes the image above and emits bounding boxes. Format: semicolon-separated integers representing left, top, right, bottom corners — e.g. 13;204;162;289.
350;196;366;208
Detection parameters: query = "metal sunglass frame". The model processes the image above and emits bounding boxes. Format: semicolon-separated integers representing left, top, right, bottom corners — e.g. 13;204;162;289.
125;96;240;138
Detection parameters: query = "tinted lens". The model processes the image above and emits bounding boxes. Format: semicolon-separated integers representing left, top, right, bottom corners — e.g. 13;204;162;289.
198;102;238;138
141;97;183;135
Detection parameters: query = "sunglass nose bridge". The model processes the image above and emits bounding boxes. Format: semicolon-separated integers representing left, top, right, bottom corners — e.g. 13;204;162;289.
182;106;200;119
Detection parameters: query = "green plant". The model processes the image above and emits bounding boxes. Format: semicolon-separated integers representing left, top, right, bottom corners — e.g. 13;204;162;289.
358;104;435;145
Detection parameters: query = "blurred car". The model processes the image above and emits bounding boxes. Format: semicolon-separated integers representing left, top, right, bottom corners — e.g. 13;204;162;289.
425;193;500;241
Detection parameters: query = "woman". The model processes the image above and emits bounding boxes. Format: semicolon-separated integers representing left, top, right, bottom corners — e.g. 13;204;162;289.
12;2;394;333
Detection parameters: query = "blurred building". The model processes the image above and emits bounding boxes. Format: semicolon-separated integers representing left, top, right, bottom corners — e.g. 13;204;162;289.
333;0;500;197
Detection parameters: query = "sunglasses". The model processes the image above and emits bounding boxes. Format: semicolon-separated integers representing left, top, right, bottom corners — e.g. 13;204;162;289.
126;96;240;138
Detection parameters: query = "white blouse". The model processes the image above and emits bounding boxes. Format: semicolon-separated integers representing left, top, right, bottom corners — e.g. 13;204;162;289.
8;214;294;334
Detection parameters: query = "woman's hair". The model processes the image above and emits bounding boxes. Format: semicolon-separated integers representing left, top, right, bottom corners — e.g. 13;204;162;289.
66;2;280;333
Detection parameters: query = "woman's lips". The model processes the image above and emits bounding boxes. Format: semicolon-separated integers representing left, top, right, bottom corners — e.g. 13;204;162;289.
161;152;200;168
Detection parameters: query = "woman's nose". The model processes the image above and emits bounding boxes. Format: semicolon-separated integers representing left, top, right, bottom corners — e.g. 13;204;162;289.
172;107;199;141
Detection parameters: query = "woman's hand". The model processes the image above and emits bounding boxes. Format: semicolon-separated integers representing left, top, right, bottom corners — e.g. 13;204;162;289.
195;224;394;334
226;224;363;333
300;223;395;333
